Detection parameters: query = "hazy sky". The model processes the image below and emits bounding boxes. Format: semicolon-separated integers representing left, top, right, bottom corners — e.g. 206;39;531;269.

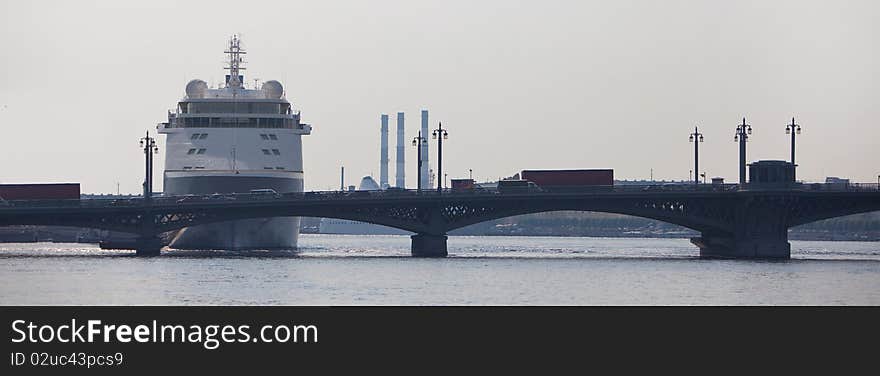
1;0;877;193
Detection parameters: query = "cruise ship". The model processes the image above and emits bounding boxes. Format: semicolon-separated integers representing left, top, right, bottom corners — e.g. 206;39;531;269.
157;35;312;249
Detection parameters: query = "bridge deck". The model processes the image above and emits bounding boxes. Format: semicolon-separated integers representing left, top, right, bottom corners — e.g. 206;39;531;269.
2;183;877;211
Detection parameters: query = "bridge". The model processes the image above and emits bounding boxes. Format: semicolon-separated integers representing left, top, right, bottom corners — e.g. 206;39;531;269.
1;183;878;259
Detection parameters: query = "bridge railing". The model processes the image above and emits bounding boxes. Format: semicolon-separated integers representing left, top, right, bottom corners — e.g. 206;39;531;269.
796;182;879;192
1;183;878;209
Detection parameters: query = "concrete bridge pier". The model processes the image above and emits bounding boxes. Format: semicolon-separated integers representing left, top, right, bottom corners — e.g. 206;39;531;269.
691;233;790;259
411;234;448;257
690;196;794;259
135;236;163;257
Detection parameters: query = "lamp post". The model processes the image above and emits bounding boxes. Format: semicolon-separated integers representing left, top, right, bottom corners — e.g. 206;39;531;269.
139;131;158;202
786;117;802;181
412;131;426;192
432;122;448;192
469;169;473;181
689;126;704;185
700;172;707;184
734;117;752;185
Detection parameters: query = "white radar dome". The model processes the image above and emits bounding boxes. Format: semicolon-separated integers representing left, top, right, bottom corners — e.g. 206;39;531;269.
185;79;208;98
358;176;380;191
261;80;284;99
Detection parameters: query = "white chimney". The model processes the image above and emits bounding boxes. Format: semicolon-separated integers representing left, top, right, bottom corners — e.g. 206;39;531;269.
395;112;405;188
420;109;430;189
380;114;389;188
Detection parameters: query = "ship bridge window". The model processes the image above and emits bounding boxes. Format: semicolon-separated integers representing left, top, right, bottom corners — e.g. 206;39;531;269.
183;166;193;170
260;134;269;140
187;148;197;155
199;133;208;139
275;167;285;170
184;117;210;127
262;149;271;155
264;167;274;170
269;134;278;140
272;149;281;155
188;102;283;114
190;133;201;140
176;117;296;129
250;103;282;114
196;148;206;154
190;103;239;113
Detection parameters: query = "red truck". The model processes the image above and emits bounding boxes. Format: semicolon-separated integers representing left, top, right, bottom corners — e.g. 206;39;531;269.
520;169;613;188
0;183;81;200
451;179;476;191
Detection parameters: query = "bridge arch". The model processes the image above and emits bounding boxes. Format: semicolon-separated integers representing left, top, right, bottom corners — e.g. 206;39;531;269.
140;196;739;238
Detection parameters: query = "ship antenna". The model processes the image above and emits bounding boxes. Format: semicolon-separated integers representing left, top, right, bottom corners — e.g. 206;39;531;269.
224;34;247;89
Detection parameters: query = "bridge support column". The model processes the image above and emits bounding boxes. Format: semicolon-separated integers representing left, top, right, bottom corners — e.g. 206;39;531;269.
411;234;448;257
691;195;794;259
135;236;163;257
691;229;790;259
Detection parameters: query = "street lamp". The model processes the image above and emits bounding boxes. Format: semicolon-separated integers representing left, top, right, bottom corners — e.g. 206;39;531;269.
469;169;473;181
734;117;752;185
700;172;707;184
785;117;802;180
139;131;159;202
432;122;449;192
412;131;426;191
689;126;704;185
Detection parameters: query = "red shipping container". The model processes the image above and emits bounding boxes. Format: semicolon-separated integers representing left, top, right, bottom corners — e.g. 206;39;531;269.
0;183;81;200
520;169;613;186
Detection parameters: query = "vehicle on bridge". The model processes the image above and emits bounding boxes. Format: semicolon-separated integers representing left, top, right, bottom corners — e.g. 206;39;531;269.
0;183;80;200
450;179;488;193
520;169;613;192
497;179;541;193
175;194;200;204
451;178;475;191
209;193;237;200
110;197;140;206
249;189;282;199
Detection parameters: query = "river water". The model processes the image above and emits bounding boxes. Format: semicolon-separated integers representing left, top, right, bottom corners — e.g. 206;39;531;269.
1;235;878;305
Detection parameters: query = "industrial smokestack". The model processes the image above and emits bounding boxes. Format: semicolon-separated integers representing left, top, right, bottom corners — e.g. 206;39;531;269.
420;109;429;189
340;166;344;191
380;114;389;189
396;112;405;188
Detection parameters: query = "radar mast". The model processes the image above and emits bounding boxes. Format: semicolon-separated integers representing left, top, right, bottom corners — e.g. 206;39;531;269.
224;34;247;89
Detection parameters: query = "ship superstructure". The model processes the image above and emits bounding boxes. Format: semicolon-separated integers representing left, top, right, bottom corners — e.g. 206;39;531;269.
157;35;311;249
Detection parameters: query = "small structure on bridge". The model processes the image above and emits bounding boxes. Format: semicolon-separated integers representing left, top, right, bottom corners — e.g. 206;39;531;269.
748;160;795;187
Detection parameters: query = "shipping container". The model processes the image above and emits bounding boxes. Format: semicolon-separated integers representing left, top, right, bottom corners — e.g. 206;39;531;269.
0;183;81;200
520;169;613;187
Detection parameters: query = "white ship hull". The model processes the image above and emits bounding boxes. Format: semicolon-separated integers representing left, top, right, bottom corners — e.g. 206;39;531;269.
164;173;303;249
156;35;312;251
